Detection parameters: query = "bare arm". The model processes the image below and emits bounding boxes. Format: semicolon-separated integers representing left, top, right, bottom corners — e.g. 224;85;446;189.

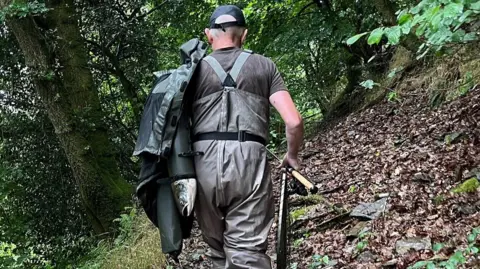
269;90;304;168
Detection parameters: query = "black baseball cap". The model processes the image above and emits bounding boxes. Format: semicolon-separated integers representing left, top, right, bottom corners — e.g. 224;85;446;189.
209;5;247;29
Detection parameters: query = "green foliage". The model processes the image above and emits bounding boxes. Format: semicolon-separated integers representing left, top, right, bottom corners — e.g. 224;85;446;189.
76;211;167;269
308;254;330;269
387;90;400;102
388;67;404;79
368;27;386;45
451;177;479;193
458;71;475;95
433;242;445;252
0;17;96;268
347;32;369;45
0;241;53;269
409;227;480;269
348;0;480;59
354;231;372;255
360;80;377;89
113;207;137;246
0;1;50;22
293;238;304;248
356;240;368;251
290;206;311;222
447;71;475;101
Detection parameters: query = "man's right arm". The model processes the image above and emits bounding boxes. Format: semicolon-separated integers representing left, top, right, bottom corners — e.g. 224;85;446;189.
269;90;304;169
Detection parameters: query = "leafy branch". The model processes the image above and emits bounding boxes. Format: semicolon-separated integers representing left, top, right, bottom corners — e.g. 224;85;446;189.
346;0;480;59
0;1;50;22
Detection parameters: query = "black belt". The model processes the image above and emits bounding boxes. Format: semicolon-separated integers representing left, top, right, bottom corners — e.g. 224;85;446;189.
193;131;266;145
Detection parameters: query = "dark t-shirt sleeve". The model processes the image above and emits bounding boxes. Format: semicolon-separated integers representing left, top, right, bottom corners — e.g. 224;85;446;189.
268;59;288;96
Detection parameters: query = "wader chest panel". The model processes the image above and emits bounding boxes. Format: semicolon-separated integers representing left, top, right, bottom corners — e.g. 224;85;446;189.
192;50;270;145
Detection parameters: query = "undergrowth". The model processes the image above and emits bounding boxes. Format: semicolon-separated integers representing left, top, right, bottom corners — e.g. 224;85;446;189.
409;227;480;269
77;207;166;269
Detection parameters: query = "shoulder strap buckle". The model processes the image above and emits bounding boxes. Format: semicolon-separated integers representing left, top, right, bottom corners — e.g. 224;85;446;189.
203;51;251;87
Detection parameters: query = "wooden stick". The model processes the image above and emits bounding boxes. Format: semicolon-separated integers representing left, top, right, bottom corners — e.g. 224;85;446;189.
290;169;318;193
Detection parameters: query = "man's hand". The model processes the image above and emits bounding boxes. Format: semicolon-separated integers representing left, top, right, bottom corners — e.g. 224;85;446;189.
277;152;300;170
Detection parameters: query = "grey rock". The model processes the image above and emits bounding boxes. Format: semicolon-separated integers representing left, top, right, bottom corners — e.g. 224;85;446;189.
343;245;355;254
464;168;480;179
357;251;378;263
375;193;390;199
444;132;465;144
382;259;398;268
413;172;432;183
346;221;371;240
395;237;432;255
455;204;478;215
350;198;389;220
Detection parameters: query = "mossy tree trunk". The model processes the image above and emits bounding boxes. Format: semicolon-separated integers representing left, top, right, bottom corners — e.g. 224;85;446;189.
2;0;133;234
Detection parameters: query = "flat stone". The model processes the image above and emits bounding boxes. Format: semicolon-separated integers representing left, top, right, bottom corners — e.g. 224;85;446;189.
346;221;371;240
357;251;378;263
464;168;480;179
395;237;432;255
382;259;398;268
413;172;432;183
454;204;478;215
350;198;389;220
375;193;390;199
343;245;355;254
444;132;465;144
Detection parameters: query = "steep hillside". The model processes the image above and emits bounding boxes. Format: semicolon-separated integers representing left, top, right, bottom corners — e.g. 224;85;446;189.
279;83;479;268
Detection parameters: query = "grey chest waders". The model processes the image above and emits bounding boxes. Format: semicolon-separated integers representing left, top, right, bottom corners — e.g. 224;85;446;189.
133;38;208;260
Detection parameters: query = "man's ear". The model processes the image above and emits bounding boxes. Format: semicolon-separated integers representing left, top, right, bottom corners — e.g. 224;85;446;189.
205;28;213;44
241;29;248;44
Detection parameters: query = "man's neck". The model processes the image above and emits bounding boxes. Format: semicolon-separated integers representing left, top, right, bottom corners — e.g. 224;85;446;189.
212;41;241;51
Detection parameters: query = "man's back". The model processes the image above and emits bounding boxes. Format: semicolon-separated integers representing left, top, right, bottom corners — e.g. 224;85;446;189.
192;47;286;101
190;47;286;146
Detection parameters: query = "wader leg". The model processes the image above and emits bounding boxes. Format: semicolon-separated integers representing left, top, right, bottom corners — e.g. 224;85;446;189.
193;141;227;267
224;159;274;269
194;141;275;269
194;187;226;267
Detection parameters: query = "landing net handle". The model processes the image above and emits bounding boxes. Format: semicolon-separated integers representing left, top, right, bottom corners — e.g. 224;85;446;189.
277;169;289;269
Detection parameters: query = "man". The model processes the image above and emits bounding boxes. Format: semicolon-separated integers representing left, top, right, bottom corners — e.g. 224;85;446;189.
190;5;304;268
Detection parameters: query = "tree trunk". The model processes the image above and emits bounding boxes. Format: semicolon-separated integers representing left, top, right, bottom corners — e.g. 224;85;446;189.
2;0;133;234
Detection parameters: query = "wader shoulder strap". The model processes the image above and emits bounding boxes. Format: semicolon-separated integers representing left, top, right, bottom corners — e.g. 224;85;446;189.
203;56;227;84
230;51;251;82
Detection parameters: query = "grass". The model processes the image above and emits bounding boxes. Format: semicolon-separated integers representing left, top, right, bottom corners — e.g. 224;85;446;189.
77;209;167;269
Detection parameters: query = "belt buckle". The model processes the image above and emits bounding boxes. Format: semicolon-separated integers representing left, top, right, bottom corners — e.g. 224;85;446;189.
238;131;246;142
